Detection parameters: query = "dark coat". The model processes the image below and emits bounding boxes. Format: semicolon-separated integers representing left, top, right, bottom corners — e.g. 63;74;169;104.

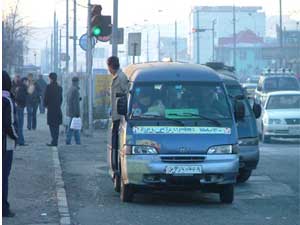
2;93;18;155
44;82;63;126
36;78;47;96
26;81;41;107
15;83;27;108
66;84;80;118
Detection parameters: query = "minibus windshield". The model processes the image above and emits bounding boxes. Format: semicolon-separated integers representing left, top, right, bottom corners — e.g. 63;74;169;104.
130;82;232;121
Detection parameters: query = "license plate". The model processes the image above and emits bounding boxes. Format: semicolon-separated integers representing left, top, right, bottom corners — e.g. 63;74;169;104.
289;127;300;135
165;165;202;175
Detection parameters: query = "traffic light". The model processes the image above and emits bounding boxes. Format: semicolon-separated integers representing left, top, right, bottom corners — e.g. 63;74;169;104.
90;4;112;39
91;5;102;37
99;15;112;37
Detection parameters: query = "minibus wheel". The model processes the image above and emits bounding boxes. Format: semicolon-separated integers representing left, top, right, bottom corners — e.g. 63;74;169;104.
237;169;252;183
113;172;121;193
120;171;134;202
219;184;234;204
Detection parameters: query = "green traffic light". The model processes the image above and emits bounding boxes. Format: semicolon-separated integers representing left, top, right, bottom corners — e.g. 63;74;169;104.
92;26;102;36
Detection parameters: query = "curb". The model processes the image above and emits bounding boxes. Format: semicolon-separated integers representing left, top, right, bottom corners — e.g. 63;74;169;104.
52;146;71;225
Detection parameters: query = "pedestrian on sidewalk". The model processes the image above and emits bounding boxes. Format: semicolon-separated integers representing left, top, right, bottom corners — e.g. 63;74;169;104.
26;73;41;130
15;77;28;146
36;74;47;114
11;74;20;97
2;70;18;217
44;72;63;147
66;76;81;145
107;56;129;173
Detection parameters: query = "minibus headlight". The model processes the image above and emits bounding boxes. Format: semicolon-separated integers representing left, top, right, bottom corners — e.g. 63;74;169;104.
207;145;238;154
126;145;158;155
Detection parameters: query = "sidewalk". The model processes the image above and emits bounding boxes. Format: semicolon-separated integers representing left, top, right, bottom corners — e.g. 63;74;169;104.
3;113;60;225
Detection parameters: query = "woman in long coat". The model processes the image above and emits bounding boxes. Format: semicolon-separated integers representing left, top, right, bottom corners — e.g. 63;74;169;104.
44;72;62;146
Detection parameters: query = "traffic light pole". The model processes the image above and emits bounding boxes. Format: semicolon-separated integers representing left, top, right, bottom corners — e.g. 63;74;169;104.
73;0;77;73
87;0;93;132
112;0;118;56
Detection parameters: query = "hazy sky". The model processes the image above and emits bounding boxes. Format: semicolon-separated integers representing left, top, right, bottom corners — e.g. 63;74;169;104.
3;0;300;29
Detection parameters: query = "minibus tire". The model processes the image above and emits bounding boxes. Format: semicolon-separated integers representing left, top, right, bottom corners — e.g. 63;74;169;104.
237;169;252;183
120;172;134;202
113;173;121;193
220;184;234;204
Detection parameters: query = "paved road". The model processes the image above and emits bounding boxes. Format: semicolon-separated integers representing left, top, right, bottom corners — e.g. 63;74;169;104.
59;131;300;225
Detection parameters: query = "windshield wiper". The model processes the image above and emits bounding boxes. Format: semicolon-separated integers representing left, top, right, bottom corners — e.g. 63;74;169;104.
169;112;222;126
131;114;185;126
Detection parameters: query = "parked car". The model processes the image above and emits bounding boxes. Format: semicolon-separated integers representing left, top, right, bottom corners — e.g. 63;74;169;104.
206;62;261;183
108;62;245;203
255;69;300;105
257;91;300;143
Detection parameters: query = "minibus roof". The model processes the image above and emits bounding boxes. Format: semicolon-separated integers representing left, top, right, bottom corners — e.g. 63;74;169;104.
124;62;222;83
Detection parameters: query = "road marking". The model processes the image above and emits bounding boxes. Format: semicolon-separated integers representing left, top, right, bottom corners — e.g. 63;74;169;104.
236;175;295;200
52;146;71;225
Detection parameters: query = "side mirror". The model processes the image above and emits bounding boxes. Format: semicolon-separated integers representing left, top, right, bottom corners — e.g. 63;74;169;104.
117;96;127;116
234;100;245;121
253;103;262;119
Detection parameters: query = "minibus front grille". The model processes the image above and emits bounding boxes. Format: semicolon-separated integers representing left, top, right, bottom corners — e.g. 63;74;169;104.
160;156;206;163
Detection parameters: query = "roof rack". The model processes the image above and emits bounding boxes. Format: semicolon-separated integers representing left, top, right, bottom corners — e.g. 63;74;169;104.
261;68;295;76
205;62;235;72
204;62;237;79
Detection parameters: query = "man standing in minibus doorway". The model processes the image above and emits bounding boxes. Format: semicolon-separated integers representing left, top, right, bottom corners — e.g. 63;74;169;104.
107;56;129;174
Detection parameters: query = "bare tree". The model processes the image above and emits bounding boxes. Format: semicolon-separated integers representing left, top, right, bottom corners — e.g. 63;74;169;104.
2;0;30;75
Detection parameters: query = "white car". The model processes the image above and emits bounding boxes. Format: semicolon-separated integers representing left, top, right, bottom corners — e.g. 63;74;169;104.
258;91;300;143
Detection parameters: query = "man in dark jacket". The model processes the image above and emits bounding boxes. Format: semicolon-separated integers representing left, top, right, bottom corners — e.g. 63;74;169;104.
26;73;41;130
2;70;18;217
44;72;63;147
15;77;28;145
36;74;47;114
66;76;81;145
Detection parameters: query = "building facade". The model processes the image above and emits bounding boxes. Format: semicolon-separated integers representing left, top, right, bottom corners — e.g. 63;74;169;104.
216;30;268;78
189;6;266;64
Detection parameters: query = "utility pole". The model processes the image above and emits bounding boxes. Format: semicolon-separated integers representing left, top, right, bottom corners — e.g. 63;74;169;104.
112;0;118;56
297;21;299;75
73;0;77;73
175;20;178;62
233;5;237;69
66;0;69;74
59;29;62;81
212;19;216;61
196;10;200;64
46;40;49;73
51;33;53;71
279;0;283;67
146;31;149;62
158;26;161;61
53;13;58;74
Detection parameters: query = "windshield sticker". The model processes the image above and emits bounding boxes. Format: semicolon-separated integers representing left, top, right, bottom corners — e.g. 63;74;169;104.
132;126;231;135
154;84;162;90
